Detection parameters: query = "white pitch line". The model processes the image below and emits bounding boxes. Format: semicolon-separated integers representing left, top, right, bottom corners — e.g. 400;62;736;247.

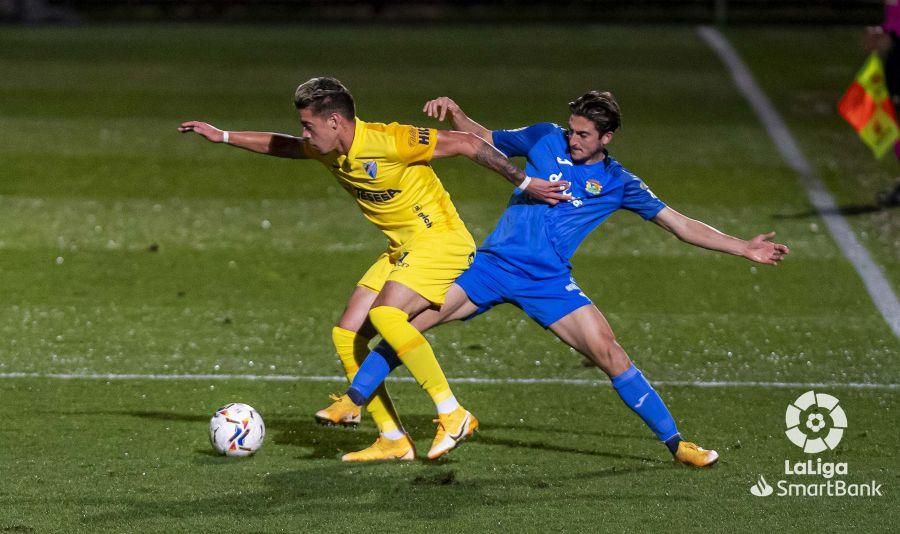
0;372;896;390
698;26;900;338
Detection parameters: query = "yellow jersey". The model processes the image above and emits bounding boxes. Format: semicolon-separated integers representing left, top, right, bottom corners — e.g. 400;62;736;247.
303;118;466;256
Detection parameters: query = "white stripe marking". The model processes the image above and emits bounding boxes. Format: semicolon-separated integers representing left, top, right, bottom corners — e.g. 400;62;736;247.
698;26;900;338
0;372;895;390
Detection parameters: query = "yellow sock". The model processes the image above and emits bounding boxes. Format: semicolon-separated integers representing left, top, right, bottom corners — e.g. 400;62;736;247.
332;326;368;378
331;326;402;434
368;306;454;407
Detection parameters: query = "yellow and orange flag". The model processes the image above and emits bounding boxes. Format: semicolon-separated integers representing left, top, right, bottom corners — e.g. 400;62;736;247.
838;53;899;159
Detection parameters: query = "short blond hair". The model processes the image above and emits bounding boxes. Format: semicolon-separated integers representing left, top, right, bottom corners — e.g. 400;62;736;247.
293;77;355;119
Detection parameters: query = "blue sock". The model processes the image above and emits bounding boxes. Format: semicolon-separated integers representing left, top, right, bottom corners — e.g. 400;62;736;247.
346;340;402;406
611;364;681;454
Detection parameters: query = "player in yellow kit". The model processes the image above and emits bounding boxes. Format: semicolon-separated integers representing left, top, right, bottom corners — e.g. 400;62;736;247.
179;77;570;461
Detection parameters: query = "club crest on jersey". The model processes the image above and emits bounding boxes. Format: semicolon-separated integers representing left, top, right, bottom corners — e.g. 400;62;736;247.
585;179;603;196
363;160;377;179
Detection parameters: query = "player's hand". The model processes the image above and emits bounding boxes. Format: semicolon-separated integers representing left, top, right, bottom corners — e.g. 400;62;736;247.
743;232;790;265
523;177;571;206
178;121;225;143
423;97;461;122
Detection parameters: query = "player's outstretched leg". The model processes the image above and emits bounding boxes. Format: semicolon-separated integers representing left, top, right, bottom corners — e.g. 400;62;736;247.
610;365;718;468
551;305;717;467
344;340;403;406
317;342;402;420
368;305;478;460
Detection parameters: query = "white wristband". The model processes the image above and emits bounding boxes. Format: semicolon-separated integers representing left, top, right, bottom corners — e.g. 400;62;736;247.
222;131;230;144
515;176;532;193
516;176;531;193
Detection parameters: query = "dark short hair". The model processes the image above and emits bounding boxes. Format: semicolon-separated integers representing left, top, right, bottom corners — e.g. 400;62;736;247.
568;91;621;134
293;77;355;119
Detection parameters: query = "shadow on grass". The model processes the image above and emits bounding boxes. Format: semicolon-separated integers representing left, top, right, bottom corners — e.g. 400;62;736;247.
474;434;656;463
485;420;648;441
271;412;657;463
49;408;370;459
60;410;670;527
774;202;898;219
94;409;374;459
77;455;666;528
59;409;656;462
49;409;209;423
78;462;490;526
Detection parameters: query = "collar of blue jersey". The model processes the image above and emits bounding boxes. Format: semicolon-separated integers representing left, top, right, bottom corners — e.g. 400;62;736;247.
599;148;611;167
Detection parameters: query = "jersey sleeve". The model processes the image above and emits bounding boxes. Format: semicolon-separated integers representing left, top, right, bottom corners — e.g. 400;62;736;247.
492;122;559;157
619;168;666;220
392;124;438;164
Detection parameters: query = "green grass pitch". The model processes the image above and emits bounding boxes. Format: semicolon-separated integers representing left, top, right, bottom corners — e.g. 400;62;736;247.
0;25;897;531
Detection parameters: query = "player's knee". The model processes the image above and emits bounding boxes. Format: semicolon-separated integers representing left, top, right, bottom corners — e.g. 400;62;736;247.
367;305;402;332
367;306;387;328
587;333;627;372
590;331;617;355
336;310;367;334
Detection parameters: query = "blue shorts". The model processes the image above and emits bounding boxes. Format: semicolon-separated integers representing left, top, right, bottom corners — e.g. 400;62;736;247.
455;253;593;328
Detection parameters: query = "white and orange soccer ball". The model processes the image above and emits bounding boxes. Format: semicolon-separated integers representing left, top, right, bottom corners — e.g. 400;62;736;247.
209;403;266;457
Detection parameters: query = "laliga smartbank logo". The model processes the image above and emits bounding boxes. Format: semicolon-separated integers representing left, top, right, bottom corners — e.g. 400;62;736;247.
785;390;846;452
749;390;883;498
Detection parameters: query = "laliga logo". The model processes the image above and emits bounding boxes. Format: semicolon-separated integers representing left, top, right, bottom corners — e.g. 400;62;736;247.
785;390;847;453
749;392;881;498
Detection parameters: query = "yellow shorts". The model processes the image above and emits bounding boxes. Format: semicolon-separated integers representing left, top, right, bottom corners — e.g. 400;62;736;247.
357;226;476;305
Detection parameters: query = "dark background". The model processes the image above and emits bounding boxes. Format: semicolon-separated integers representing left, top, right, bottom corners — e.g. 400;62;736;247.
0;0;888;25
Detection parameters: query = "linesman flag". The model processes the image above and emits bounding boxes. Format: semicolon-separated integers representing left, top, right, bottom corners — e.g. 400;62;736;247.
838;53;899;159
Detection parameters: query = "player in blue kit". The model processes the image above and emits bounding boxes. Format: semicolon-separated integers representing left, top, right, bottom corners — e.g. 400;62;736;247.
318;91;790;466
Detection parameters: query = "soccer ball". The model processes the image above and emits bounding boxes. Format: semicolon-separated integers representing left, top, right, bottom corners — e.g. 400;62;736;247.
209;402;266;457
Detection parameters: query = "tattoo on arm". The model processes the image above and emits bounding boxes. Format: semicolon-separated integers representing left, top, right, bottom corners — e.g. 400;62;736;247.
474;142;525;186
268;134;305;158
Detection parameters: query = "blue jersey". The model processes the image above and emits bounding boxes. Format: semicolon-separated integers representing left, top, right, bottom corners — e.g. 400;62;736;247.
482;122;666;279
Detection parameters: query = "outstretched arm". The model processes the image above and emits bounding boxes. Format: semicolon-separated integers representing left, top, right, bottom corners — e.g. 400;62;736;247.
178;121;308;159
652;207;790;265
423;97;492;144
432;130;570;205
